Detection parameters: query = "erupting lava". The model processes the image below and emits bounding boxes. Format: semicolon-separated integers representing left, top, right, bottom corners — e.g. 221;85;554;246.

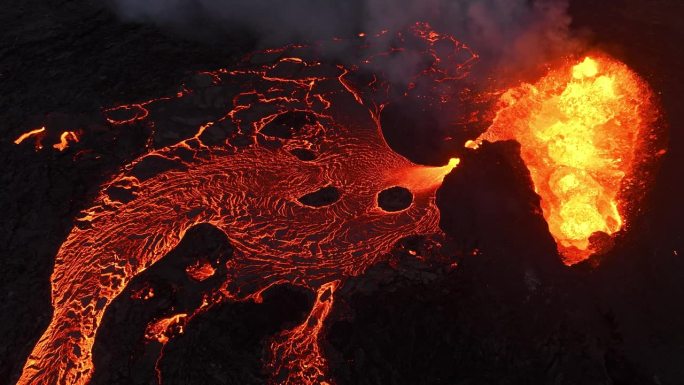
15;22;662;385
473;56;660;264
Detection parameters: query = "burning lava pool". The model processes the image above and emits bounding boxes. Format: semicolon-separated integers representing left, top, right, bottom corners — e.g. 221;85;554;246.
14;24;663;385
472;55;662;265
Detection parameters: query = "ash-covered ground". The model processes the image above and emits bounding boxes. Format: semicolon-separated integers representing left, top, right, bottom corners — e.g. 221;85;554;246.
1;1;684;384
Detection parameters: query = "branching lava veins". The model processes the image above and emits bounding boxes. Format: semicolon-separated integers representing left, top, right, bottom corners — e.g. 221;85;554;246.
17;24;468;385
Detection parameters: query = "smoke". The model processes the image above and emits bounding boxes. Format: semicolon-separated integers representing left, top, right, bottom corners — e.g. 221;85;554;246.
108;0;576;78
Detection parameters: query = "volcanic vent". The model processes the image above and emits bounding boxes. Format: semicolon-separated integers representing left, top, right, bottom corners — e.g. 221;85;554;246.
471;55;662;264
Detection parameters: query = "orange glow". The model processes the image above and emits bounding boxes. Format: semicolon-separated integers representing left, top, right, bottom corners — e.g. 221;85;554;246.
53;131;79;151
131;285;155;300
17;24;476;385
393;157;459;193
464;139;479;150
144;314;188;344
13;127;46;148
475;56;658;264
267;281;338;385
185;259;216;281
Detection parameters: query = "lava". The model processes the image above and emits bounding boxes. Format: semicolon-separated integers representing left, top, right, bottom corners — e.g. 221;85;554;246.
17;24;472;385
267;281;339;385
15;22;662;385
14;127;80;152
185;259;217;282
13;126;46;148
474;55;660;264
53;131;80;151
145;314;188;345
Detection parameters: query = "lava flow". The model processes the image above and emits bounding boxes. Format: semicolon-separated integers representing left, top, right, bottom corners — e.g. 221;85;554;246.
473;55;661;264
15;23;663;384
17;24;470;385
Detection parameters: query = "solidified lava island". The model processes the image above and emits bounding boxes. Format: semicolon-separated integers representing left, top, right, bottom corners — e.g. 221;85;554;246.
13;23;661;385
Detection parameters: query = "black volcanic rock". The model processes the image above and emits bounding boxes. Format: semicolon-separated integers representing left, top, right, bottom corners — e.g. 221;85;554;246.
298;186;342;207
437;140;559;263
378;186;413;212
322;141;619;385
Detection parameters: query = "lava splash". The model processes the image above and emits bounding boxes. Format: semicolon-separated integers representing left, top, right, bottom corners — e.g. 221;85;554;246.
473;56;661;264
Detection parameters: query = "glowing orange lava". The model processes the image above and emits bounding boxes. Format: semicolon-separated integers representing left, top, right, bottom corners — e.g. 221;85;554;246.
13;126;46;149
474;56;659;264
267;281;339;385
17;24;472;385
53;131;80;151
185;259;216;282
145;314;188;344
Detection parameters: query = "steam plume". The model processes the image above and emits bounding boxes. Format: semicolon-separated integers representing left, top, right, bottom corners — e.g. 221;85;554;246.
108;0;577;76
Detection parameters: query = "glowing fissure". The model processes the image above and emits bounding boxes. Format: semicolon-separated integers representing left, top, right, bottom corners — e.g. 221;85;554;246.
13;127;81;152
475;56;659;264
53;131;80;151
18;23;472;385
13;126;46;148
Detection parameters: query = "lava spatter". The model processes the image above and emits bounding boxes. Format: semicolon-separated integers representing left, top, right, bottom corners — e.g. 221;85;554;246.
474;55;661;264
17;24;471;385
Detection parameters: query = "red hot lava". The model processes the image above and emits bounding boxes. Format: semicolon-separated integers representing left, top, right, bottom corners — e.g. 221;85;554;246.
17;24;468;385
471;55;662;264
16;23;662;385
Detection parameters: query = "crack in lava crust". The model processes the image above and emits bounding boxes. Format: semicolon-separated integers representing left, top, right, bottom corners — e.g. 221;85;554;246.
17;30;466;385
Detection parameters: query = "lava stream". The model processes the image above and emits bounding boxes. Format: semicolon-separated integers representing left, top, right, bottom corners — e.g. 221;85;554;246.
15;22;663;385
16;40;462;384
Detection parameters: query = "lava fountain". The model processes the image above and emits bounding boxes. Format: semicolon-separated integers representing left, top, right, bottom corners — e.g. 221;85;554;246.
472;55;661;264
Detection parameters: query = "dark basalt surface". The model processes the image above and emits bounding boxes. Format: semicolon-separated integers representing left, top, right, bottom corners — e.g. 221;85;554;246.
378;186;413;212
2;1;684;384
299;186;342;208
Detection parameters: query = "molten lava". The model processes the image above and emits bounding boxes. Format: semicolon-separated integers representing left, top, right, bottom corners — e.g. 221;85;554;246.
17;24;472;385
53;131;80;151
475;56;659;264
15;21;662;385
185;259;216;282
13;126;46;149
267;281;339;385
145;314;188;344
